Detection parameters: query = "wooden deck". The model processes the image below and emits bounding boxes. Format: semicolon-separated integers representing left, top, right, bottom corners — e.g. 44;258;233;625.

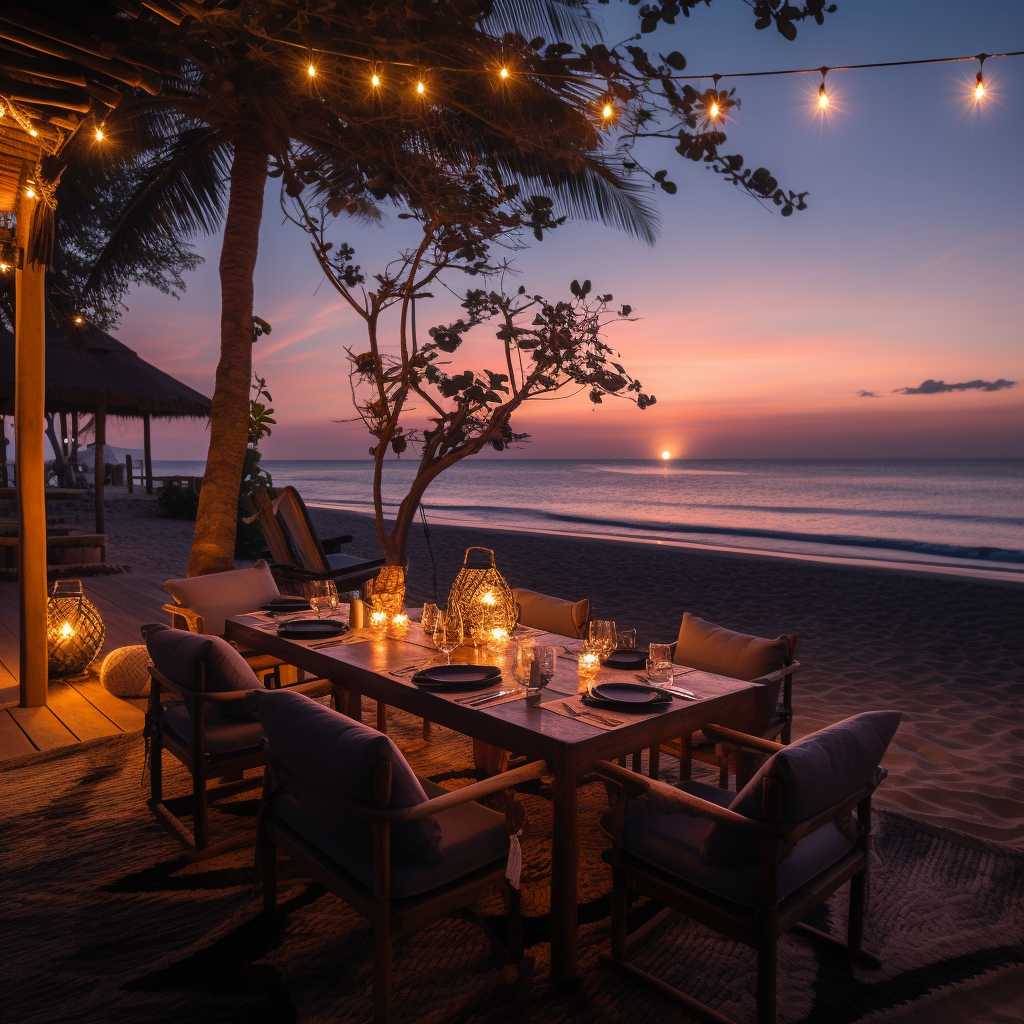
0;574;169;763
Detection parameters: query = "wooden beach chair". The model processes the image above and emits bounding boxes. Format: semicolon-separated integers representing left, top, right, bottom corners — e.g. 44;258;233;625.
255;688;543;1024
249;485;385;595
661;614;799;788
598;710;900;1024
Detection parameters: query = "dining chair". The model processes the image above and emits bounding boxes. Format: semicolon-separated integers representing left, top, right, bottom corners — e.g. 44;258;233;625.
599;710;901;1024
512;588;591;639
661;613;799;787
144;624;334;859
255;688;545;1024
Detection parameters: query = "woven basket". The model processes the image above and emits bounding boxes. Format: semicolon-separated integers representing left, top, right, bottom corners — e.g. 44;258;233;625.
100;645;152;697
447;547;516;646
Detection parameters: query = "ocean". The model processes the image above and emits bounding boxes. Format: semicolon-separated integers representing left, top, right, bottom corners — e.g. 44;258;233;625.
151;459;1024;578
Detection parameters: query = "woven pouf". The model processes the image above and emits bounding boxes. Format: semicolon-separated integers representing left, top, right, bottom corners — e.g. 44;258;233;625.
99;645;152;697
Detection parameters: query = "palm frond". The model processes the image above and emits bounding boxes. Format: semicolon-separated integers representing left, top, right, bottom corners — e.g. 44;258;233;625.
484;0;603;46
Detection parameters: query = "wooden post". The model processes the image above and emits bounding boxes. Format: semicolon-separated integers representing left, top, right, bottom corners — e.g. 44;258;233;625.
126;454;133;493
94;404;105;534
15;189;49;708
0;415;8;487
143;411;153;494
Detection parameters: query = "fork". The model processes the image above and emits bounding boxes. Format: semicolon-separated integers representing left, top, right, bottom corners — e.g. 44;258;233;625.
560;701;622;727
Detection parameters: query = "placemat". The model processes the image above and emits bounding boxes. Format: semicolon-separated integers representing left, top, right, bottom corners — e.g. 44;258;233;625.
540;691;682;731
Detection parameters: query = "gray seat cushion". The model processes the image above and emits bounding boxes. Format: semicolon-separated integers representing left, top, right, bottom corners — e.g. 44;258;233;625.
257;689;443;863
164;560;280;636
601;780;857;908
513;589;590;639
703;710;902;864
271;778;508;899
162;702;264;755
147;624;262;722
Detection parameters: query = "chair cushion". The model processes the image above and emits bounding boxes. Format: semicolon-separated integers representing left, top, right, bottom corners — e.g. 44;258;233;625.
601;780;857;908
164;560;280;637
162;702;264;755
257;689;443;863
513;589;590;639
270;778;508;899
702;711;902;864
673;613;793;680
147;624;262;722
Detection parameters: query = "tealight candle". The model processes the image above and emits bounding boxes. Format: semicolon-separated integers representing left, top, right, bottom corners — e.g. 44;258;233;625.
487;626;510;651
578;652;601;676
389;613;409;638
369;610;388;633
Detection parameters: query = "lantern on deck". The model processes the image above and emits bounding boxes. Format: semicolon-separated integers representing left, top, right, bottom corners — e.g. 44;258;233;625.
447;547;517;647
47;579;105;677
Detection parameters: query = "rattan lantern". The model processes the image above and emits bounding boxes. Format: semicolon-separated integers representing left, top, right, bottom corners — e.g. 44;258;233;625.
447;547;516;647
367;565;406;619
47;579;105;677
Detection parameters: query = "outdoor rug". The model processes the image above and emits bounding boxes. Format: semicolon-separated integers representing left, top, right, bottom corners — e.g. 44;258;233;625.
2;707;1021;1024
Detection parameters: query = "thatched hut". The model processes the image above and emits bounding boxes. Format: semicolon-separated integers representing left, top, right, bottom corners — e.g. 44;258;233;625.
0;318;211;532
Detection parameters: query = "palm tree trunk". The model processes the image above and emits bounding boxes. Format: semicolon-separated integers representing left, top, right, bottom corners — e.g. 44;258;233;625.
188;136;268;576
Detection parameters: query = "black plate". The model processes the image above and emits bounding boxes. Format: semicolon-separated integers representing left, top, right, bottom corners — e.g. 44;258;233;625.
583;682;672;708
277;619;348;639
413;664;502;690
603;648;648;671
263;598;313;613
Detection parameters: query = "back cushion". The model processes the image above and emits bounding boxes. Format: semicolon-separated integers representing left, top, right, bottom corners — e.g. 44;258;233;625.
164;559;280;636
257;689;443;863
514;589;590;639
146;624;262;722
674;613;793;684
702;710;902;863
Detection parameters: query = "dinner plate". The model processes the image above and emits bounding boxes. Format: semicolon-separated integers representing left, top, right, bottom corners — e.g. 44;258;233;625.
276;619;348;639
412;664;502;690
603;649;648;671
263;598;313;613
584;682;672;708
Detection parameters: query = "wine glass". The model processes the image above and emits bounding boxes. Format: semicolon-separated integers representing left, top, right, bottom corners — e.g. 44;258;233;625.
587;619;618;662
309;580;338;619
432;605;463;664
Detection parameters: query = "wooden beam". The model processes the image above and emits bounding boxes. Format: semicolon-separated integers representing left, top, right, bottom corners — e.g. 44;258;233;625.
0;75;92;113
14;183;47;708
94;403;105;535
143;411;153;494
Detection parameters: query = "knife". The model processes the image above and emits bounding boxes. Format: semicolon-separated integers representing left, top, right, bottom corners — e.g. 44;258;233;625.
455;689;519;706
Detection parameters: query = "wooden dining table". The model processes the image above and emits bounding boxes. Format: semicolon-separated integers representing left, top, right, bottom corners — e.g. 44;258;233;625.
225;612;761;982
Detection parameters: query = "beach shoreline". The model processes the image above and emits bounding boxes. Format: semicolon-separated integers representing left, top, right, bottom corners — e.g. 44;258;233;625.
7;493;1024;850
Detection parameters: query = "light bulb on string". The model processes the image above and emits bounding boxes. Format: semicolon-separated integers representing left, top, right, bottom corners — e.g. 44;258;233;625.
416;80;425;95
74;316;84;325
709;100;720;119
371;72;380;87
94;126;104;141
818;83;829;108
974;73;985;100
24;186;35;199
499;67;509;80
29;128;38;137
307;63;316;77
602;102;614;120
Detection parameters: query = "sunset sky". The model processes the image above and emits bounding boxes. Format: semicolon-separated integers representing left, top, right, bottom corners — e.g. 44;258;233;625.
110;0;1023;461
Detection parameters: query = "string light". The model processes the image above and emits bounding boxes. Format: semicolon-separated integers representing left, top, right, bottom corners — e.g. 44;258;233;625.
307;63;316;77
709;100;720;119
602;102;614;119
29;128;38;137
416;80;425;95
371;72;380;87
94;127;104;141
74;316;83;324
499;67;509;80
818;84;829;108
974;73;985;100
24;186;35;198
0;262;9;273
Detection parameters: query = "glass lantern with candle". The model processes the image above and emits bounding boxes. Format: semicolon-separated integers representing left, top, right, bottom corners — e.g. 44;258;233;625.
447;547;516;648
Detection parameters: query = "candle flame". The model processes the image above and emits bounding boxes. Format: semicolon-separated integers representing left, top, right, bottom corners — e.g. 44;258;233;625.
59;621;74;640
480;590;497;606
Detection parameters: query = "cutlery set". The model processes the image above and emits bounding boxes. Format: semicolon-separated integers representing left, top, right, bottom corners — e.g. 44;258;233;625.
560;701;622;727
454;688;520;707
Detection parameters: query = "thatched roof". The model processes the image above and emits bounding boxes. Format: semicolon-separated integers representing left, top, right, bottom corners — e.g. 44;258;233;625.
0;318;211;418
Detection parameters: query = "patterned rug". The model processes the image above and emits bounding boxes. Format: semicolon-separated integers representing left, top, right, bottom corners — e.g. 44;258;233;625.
2;708;1021;1024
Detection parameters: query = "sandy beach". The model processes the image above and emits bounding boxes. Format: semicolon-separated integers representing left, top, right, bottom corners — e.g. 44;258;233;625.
20;491;1024;851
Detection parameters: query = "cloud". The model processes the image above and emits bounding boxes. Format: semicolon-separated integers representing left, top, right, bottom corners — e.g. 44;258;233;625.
893;378;1017;395
857;390;881;398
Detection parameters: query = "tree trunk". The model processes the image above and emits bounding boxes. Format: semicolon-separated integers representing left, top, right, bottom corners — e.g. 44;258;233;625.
188;136;269;577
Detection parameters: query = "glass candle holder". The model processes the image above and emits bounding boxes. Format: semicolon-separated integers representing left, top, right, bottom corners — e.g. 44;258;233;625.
389;613;409;639
369;610;389;636
577;651;601;693
486;626;510;653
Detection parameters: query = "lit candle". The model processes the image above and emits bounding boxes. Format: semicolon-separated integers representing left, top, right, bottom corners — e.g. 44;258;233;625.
389;613;409;638
370;610;388;633
488;626;510;651
59;621;74;640
578;653;600;676
480;590;497;606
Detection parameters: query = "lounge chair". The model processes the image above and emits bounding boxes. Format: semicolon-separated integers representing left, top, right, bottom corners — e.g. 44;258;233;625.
250;485;385;594
255;688;543;1023
599;710;900;1024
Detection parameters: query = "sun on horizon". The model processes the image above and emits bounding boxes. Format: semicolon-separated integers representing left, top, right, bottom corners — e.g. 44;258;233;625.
661;450;671;460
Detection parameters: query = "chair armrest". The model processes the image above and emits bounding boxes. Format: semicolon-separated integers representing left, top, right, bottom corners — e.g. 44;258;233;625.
749;660;801;687
701;724;786;754
594;760;766;831
162;602;205;633
264;750;548;823
321;534;353;553
148;665;254;704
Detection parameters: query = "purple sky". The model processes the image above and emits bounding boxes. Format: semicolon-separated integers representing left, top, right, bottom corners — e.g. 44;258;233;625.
105;0;1023;461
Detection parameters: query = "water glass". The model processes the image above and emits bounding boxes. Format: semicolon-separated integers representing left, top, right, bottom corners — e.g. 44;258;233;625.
511;640;536;689
309;580;339;619
648;642;673;686
617;628;637;650
422;602;439;634
432;606;463;664
526;645;557;706
587;619;618;662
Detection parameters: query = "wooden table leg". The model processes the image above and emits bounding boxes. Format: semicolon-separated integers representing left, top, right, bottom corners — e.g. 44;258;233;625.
550;769;580;981
344;689;363;723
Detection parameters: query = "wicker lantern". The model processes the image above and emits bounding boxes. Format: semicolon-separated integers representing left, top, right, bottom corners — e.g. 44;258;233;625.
47;579;105;677
367;565;406;619
447;547;517;647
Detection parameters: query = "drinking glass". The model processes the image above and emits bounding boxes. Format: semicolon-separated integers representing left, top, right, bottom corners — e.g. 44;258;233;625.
617;628;637;650
309;580;338;619
526;645;556;706
422;602;439;634
587;619;618;662
511;639;536;689
647;642;673;686
432;606;463;664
